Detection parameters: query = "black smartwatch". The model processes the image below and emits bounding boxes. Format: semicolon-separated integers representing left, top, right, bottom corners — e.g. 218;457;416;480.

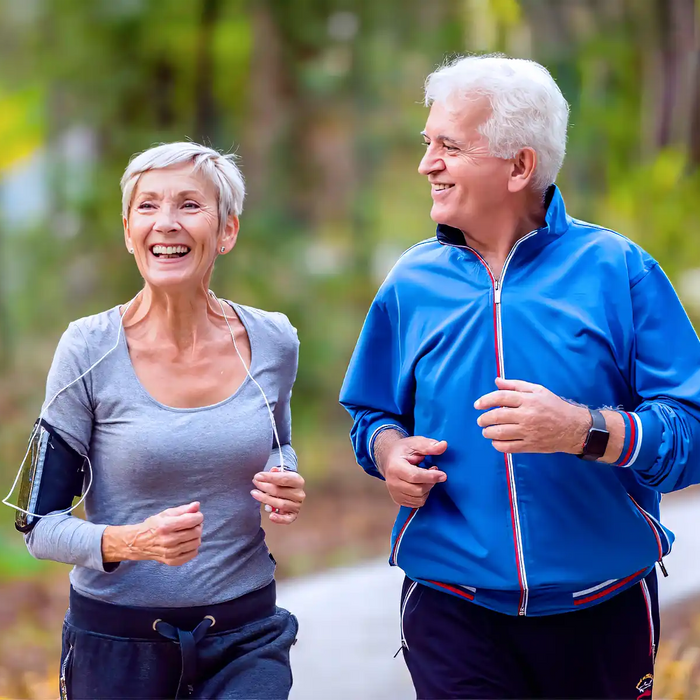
578;409;609;461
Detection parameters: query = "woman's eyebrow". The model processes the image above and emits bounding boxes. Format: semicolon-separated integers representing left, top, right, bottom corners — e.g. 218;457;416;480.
135;190;204;199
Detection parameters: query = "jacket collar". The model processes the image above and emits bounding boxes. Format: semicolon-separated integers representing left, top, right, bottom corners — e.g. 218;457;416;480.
435;184;570;246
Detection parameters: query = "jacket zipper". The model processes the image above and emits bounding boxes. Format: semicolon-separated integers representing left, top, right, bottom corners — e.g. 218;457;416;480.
640;578;656;657
390;508;419;566
450;231;538;615
399;580;418;652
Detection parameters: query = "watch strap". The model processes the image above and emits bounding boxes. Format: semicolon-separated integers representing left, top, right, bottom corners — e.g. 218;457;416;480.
578;408;609;461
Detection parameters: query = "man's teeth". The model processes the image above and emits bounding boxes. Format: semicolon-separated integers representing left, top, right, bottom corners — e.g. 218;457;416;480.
152;245;190;255
434;184;454;191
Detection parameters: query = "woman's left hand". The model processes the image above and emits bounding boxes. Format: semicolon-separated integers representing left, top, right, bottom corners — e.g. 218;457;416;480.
251;469;306;524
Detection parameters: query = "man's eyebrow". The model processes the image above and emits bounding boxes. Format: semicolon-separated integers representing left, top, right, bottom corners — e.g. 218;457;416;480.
420;131;464;145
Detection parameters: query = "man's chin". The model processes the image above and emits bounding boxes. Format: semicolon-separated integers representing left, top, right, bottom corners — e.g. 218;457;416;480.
430;205;458;229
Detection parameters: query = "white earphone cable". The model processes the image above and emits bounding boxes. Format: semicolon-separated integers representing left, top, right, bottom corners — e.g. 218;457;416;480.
210;291;285;472
4;290;284;521
3;294;141;519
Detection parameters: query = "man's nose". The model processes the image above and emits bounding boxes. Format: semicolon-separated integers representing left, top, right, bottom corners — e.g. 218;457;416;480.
418;147;443;175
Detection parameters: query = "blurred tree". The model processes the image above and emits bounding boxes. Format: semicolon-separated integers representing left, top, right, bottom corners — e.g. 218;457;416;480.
0;0;698;475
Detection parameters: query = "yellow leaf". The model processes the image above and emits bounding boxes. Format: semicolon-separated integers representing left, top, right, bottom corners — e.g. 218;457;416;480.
0;87;44;172
489;0;522;26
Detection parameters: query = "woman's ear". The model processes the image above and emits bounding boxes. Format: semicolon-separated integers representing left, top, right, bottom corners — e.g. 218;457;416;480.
123;216;133;254
218;215;240;254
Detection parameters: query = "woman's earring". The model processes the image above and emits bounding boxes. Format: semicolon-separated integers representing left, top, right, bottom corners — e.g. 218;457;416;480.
220;247;226;253
129;248;134;254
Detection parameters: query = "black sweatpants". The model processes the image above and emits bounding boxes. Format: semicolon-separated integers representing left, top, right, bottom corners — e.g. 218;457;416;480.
60;582;298;699
401;571;659;700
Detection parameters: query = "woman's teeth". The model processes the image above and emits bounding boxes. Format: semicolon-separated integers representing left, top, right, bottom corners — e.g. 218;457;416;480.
151;245;191;258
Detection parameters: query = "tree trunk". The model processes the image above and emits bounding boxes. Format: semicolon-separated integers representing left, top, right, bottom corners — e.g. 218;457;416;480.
193;0;220;144
654;0;679;148
689;48;700;170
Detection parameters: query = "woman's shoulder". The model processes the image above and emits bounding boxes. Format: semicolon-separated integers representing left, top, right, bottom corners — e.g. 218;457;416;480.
68;306;121;338
60;307;121;358
229;302;299;346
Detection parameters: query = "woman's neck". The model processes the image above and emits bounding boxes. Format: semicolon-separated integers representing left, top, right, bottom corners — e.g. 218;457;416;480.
123;285;224;354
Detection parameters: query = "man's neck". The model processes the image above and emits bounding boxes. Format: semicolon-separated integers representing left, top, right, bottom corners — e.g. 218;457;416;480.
460;193;546;281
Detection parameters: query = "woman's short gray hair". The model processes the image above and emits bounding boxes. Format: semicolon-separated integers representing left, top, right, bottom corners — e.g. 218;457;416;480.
424;54;570;192
120;142;246;230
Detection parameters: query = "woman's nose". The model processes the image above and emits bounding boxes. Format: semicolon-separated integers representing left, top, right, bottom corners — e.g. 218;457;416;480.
153;206;181;232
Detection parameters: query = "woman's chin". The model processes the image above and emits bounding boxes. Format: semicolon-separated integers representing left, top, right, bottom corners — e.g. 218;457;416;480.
141;269;202;291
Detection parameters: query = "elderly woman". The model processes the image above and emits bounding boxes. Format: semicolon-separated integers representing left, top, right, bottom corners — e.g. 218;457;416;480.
17;142;305;699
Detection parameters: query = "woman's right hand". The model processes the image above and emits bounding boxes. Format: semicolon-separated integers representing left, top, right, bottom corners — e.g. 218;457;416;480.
102;502;204;565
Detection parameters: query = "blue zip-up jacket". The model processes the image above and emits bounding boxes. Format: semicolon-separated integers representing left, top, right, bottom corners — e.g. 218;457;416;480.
340;186;700;616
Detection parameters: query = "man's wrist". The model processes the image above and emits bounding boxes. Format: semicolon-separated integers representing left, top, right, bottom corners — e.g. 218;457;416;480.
567;406;592;454
598;410;625;463
373;429;406;475
568;408;625;462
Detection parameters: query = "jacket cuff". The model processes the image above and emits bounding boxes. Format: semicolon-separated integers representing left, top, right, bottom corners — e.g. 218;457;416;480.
367;422;409;478
613;410;662;471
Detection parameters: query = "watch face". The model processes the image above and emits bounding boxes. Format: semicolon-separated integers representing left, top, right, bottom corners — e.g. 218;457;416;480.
586;428;609;457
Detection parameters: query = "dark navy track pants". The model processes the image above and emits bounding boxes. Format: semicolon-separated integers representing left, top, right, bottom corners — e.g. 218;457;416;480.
60;582;298;699
401;571;659;700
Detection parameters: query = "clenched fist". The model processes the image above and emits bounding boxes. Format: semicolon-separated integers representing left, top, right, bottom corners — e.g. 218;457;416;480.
102;501;204;566
475;377;590;454
375;433;448;508
251;469;306;525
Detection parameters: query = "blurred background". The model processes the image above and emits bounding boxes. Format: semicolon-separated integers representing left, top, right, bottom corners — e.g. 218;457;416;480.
0;0;699;697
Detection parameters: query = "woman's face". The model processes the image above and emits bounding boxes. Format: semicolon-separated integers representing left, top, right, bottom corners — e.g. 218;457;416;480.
124;164;238;291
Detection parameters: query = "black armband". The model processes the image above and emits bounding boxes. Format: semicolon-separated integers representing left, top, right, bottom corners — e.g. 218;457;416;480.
15;419;86;533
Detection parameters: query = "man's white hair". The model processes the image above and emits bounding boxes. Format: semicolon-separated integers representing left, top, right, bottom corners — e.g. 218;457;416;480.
120;142;246;231
424;54;569;192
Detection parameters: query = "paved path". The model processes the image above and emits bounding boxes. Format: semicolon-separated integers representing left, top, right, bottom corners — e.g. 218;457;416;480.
277;492;700;699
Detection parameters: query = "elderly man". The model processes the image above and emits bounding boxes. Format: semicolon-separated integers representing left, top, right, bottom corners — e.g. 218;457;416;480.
340;54;700;699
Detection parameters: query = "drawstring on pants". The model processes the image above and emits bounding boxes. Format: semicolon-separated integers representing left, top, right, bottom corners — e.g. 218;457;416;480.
154;615;216;697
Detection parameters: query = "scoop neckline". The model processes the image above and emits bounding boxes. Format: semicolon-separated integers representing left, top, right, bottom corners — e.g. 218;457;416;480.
113;300;255;413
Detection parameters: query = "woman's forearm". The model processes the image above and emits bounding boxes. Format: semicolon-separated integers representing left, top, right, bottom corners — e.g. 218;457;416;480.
101;524;140;563
24;514;115;572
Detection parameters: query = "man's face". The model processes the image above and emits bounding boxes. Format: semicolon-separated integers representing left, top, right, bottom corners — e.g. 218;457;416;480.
418;98;512;232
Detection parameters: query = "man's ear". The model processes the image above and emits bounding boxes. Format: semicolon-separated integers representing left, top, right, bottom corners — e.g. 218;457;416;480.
508;148;537;193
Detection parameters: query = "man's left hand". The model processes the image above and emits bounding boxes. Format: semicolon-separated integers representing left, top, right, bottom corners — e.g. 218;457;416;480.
475;377;590;454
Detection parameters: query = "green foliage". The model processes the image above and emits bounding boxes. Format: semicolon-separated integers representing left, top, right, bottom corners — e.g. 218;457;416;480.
0;0;699;549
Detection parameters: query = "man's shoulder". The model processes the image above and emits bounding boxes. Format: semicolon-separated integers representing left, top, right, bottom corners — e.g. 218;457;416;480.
384;237;445;281
566;217;658;284
400;237;441;259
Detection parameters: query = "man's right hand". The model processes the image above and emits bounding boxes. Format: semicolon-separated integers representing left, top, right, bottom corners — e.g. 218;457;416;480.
375;435;448;508
102;502;204;566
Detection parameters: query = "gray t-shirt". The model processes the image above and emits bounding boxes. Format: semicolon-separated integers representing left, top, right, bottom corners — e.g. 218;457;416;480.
24;302;299;608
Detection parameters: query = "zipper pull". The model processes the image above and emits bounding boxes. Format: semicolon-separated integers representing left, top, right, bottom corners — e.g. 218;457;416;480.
658;560;669;577
494;283;502;305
